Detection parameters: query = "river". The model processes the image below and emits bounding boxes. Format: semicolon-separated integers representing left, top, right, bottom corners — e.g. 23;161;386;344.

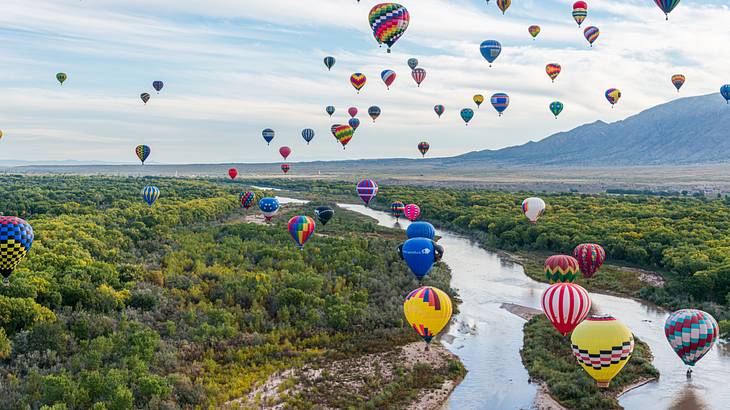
336;203;730;410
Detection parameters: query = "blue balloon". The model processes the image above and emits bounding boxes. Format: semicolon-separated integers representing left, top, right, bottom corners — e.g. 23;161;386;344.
406;221;435;240
262;128;275;145
398;238;443;280
721;85;730;104
302;128;315;144
460;108;474;125
480;40;502;66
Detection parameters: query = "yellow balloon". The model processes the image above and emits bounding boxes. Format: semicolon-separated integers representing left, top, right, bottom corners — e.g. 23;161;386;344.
571;315;634;388
473;94;485;107
404;286;452;344
0;130;3;139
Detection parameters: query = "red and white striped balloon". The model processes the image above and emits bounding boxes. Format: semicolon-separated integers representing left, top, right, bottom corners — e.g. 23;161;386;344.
541;282;591;336
411;68;426;87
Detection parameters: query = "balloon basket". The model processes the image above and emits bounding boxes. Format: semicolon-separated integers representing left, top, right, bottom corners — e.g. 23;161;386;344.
597;381;609;389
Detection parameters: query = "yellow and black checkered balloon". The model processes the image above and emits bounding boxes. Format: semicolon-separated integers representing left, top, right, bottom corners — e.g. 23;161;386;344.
0;216;33;284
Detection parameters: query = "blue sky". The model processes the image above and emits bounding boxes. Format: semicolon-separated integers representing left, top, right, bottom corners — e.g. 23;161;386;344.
0;0;728;164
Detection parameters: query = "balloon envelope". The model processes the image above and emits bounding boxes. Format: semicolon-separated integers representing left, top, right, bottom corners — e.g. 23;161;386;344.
720;85;730;103
153;81;164;92
584;26;599;46
356;179;378;206
381;70;396;89
262;128;275;145
240;191;256;209
314;206;334;226
302;128;315;144
665;309;718;366
473;94;484;107
399;238;442;280
528;25;541;38
411;68;426;86
404;286;452;344
418;141;430;157
142;186;160;207
350;73;367;92
522;197;546;223
135;145;151;164
571;315;634;388
404;204;421;221
140;93;150;104
407;58;418;70
369;3;410;52
491;93;510;115
391;201;405;219
545;255;580;284
550;101;564;118
259;197;280;221
671;74;685;91
326;106;335;116
228;168;238;179
573;243;606;279
479;40;502;65
542;283;591;336
605;88;621;106
279;146;291;160
56;72;67;84
407;221;436;240
368;106;381;122
434;105;445;117
460;108;474;125
288;215;316;249
324;56;336;70
0;216;34;285
572;1;588;26
348;107;358;118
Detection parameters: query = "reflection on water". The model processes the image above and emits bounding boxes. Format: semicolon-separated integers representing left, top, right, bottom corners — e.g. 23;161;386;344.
337;203;730;410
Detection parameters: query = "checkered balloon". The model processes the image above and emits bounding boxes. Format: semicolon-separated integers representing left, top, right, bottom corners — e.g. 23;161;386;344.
665;309;719;366
0;216;34;285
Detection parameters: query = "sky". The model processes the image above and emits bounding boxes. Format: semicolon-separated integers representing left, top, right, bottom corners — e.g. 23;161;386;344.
0;0;729;164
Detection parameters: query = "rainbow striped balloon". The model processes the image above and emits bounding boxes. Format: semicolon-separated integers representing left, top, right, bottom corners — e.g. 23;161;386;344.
584;26;599;47
334;125;354;149
546;63;561;82
369;3;410;53
288;215;316;250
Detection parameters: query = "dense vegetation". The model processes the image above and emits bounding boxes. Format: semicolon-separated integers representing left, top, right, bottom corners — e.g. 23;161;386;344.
521;315;658;410
0;175;456;409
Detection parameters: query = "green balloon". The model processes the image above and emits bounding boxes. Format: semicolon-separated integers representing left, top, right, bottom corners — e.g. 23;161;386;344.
56;73;67;85
550;101;564;119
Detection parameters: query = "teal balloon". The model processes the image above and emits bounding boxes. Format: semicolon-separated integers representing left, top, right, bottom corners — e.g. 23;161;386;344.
460;108;474;125
550;101;564;118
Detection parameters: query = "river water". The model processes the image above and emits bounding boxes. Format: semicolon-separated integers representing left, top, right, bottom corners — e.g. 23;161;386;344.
336;203;730;410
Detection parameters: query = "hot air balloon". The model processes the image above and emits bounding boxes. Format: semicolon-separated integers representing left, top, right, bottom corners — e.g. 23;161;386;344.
369;3;410;53
605;88;621;108
350;73;367;93
671;74;685;92
571;315;634;388
259;197;280;221
314;206;334;226
356;179;378;206
142;186;160;207
262;128;275;145
368;106;381;122
403;286;452;348
550;101;564;118
56;72;67;85
411;68;426;87
491;93;510;116
407;221;436;240
480;40;502;67
335;125;355;149
302;128;315;144
572;1;588;27
330;124;341;138
391;201;405;219
721;85;730;104
584;26;599;47
434;105;445;118
546;63;562;82
228;168;238;180
326;106;335;117
545;255;580;284
240;191;256;209
473;94;485;108
140;93;151;104
398;238;444;280
348;118;361;132
281;164;290;174
665;309;719;367
135;145;151;164
542;283;591;336
522;197;546;223
528;25;541;39
0;216;33;285
496;0;511;14
418;141;430;157
381;70;396;89
460;108;474;125
0;130;3;140
288;215;316;250
153;81;164;93
404;204;421;221
348;107;359;118
324;56;336;71
573;243;606;279
279;146;291;160
653;0;681;20
407;58;418;70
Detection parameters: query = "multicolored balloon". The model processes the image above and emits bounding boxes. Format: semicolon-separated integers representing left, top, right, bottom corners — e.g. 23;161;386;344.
605;88;621;108
281;164;290;174
665;309;719;366
56;72;67;85
572;1;588;27
407;58;418;70
279;146;291;160
302;128;315;144
240;191;256;209
571;315;634;388
369;3;410;53
406;221;435;240
418;141;430;157
381;69;396;89
262;128;275;145
528;25;541;39
0;216;34;285
135;145;151;164
411;68;426;87
326;106;335;117
334;125;353;148
142;186;160;207
653;0;681;20
546;63;561;82
314;206;334;226
348;107;358;118
542;283;591;336
434;105;445;118
480;40;502;67
545;255;580;284
671;74;685;92
460;108;474;125
550;101;564;118
473;94;485;108
350;73;367;93
324;56;336;71
140;93;151;104
496;0;511;14
368;106;381;122
391;201;405;219
152;81;164;93
228;168;238;180
288;215;315;250
522;197;546;223
356;179;378;206
348;118;361;132
398;238;444;280
584;26;599;47
330;124;341;138
491;93;510;116
404;203;421;221
721;85;730;104
403;286;452;346
258;197;280;221
573;243;606;279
